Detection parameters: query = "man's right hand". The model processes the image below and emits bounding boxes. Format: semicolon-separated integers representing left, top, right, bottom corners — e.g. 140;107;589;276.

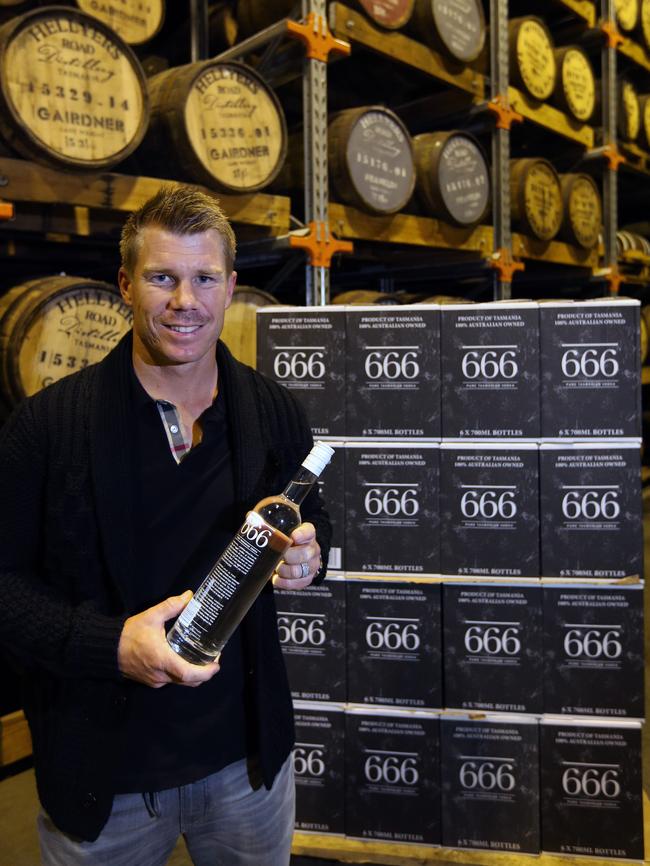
118;590;220;688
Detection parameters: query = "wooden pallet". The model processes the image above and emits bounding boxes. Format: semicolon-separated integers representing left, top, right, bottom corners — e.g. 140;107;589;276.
0;710;31;768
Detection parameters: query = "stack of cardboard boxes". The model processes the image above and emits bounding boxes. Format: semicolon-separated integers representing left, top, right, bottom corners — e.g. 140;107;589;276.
257;298;644;858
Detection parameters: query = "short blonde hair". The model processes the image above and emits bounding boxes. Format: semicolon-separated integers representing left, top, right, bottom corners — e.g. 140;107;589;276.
120;185;237;277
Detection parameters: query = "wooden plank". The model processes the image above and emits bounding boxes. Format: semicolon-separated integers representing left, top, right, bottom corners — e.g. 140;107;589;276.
293;820;649;866
0;158;291;233
508;88;594;148
512;233;599;268
329;202;492;254
553;0;596;26
329;3;486;99
619;37;650;73
0;710;31;767
620;142;650;177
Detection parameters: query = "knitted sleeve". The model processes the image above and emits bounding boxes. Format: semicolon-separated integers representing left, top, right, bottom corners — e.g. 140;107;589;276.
0;398;125;680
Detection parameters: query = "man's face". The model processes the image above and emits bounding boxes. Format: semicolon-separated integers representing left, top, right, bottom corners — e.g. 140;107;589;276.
118;227;236;368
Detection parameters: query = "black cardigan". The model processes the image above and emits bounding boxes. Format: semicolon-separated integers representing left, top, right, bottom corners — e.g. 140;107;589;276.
0;333;331;841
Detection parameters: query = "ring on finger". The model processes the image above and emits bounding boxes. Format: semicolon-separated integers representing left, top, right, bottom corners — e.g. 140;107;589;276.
300;562;310;579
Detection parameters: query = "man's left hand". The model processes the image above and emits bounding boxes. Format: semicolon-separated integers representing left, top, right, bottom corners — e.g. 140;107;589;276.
272;522;321;590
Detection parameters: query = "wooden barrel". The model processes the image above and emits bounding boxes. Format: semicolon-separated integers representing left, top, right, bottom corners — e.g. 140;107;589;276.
615;0;639;32
616;230;633;255
640;305;650;364
0;276;133;405
412;130;490;227
638;94;650;150
75;0;165;45
158;2;238;68
551;45;596;123
420;294;472;303
207;2;238;50
619;77;640;141
328;106;415;215
142;60;287;193
558;173;602;250
0;7;150;171
349;0;415;29
220;285;278;369
236;0;293;39
510;158;563;241
639;0;650;51
616;229;650;255
411;0;486;63
509;17;556;102
332;290;420;304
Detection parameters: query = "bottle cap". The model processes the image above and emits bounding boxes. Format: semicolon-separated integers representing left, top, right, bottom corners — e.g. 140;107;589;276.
302;441;335;476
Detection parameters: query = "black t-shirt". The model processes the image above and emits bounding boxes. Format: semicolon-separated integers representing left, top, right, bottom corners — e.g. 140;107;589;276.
111;372;250;793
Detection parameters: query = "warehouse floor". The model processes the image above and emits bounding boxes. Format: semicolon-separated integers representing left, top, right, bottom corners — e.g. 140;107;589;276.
0;761;336;866
2;495;649;866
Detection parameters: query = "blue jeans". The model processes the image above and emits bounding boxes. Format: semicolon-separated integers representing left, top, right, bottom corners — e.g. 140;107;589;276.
38;756;295;866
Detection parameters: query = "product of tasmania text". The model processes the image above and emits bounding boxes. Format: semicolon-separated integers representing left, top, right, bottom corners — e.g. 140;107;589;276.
539;441;643;579
346;579;442;709
441;714;540;854
439;443;539;578
542;583;644;718
443;583;543;714
345;707;441;844
540;718;643;859
344;442;439;575
345;304;440;439
539;299;641;439
441;301;540;438
277;577;346;703
256;307;346;437
293;702;345;835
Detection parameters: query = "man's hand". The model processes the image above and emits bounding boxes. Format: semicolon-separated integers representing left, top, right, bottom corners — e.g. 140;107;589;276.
272;522;322;591
118;590;220;688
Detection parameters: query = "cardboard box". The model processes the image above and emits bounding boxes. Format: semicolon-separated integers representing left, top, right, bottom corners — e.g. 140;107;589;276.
346;579;442;708
539;299;641;439
293;701;345;834
443;583;543;713
256;307;346;437
539;441;643;579
439;443;539;578
277;577;346;703
345;442;439;575
441;302;540;439
540;718;644;859
345;707;441;844
317;441;344;571
441;714;540;853
542;584;644;718
345;305;440;439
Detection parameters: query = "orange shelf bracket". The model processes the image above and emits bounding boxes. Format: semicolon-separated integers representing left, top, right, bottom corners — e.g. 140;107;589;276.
603;143;626;171
286;13;351;62
289;221;353;267
0;200;14;221
487;95;523;130
489;248;525;283
603;265;622;295
601;20;624;49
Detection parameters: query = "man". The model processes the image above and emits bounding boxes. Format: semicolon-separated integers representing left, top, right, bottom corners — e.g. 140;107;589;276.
0;185;331;865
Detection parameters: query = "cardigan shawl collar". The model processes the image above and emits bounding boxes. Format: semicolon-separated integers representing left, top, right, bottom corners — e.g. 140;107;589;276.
89;332;268;611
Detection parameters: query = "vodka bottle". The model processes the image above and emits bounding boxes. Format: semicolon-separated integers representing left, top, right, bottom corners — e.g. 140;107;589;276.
167;441;334;665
